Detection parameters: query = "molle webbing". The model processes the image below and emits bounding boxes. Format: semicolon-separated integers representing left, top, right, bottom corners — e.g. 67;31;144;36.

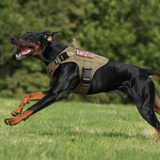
47;39;109;95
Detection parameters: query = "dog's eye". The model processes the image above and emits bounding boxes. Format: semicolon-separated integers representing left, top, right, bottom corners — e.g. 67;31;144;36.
27;35;33;40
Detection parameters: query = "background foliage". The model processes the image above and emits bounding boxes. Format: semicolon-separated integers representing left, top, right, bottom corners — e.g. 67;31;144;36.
1;0;160;103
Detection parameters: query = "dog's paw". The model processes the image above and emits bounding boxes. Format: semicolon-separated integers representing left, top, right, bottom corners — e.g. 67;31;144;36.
4;118;17;126
11;109;23;117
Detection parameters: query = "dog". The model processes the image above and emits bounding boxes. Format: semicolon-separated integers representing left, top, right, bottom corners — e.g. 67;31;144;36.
5;31;160;142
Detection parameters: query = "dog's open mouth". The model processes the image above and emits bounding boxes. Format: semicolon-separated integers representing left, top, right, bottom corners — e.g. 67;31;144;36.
15;45;34;60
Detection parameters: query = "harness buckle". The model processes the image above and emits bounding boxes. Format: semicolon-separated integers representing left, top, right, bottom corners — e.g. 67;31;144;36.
54;59;59;65
59;52;69;62
60;55;64;61
81;68;92;87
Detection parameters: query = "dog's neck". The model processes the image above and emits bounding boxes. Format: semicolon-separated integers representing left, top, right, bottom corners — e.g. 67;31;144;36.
42;39;67;65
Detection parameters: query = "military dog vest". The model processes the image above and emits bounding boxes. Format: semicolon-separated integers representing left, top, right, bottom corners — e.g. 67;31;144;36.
47;39;109;95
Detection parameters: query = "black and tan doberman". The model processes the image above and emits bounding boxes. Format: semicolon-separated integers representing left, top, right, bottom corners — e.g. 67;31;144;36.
5;31;160;142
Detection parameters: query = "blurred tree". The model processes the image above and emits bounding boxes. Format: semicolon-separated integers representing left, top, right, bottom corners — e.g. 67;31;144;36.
0;0;160;103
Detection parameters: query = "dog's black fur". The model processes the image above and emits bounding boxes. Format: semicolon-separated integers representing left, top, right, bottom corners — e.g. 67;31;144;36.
5;31;160;141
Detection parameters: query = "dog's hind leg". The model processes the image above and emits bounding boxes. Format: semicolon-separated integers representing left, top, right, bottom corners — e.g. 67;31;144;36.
152;93;160;141
11;91;48;116
132;79;160;141
153;93;160;115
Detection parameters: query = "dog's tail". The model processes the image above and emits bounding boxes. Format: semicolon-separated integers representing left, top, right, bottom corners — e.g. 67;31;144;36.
145;69;160;78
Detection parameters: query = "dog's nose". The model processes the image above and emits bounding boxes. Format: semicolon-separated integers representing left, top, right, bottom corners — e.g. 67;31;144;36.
10;37;16;44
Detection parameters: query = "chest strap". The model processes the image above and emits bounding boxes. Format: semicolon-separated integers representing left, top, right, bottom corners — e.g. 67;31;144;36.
71;61;92;94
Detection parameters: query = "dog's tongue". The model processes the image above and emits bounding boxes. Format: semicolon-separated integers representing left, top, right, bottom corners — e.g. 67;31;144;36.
16;45;30;55
19;46;30;55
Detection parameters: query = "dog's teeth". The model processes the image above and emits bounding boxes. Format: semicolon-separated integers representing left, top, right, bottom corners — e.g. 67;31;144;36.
26;49;31;54
15;54;21;58
16;54;20;57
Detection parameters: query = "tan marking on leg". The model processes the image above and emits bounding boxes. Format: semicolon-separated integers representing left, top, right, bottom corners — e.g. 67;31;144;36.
11;92;46;116
5;110;33;126
154;94;160;115
23;112;35;121
154;128;160;142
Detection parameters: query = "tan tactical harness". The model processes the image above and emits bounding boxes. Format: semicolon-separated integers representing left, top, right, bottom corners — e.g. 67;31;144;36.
47;39;109;95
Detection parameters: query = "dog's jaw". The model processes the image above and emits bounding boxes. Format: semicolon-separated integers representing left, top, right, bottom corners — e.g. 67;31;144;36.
15;45;34;60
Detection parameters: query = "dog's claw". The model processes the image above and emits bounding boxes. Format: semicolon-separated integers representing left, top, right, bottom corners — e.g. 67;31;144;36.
11;112;16;116
4;119;8;125
15;111;19;115
9;121;12;126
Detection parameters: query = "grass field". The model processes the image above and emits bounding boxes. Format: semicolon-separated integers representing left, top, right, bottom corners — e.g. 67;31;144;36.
0;98;160;160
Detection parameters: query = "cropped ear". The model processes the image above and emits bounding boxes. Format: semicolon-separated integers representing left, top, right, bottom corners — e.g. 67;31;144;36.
44;31;60;42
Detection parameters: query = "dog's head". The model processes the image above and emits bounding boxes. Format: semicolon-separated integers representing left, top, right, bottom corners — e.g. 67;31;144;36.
10;31;59;60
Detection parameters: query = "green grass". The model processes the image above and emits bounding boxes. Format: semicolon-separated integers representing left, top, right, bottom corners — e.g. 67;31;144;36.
0;98;160;160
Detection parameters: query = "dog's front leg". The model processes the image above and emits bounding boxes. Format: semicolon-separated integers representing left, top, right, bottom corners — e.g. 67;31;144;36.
11;91;48;116
4;89;69;126
4;63;79;126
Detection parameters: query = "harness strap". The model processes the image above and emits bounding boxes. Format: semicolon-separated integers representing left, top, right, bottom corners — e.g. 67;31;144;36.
82;61;92;87
71;61;92;95
71;81;91;95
